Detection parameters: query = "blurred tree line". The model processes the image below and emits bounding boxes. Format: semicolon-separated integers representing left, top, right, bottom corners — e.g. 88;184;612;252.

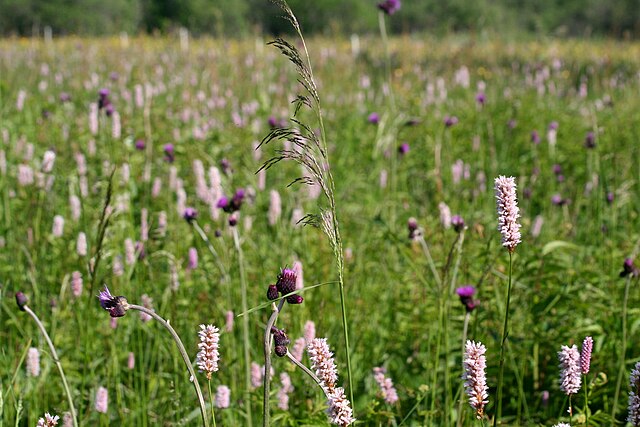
0;0;639;38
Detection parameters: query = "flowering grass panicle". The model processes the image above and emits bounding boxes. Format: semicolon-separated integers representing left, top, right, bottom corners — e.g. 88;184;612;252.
628;362;640;426
373;367;399;404
494;175;521;252
462;340;489;419
196;324;220;380
581;336;593;374
558;345;582;395
37;413;60;426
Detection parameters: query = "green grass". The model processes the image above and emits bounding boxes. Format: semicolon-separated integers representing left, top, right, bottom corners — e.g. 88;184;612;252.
1;33;640;426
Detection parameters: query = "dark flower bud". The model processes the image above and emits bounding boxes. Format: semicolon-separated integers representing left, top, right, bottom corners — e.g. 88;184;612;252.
15;292;28;311
214;229;222;238
276;268;297;295
531;130;540;144
267;285;279;301
228;212;238;227
584;131;596;149
286;295;304;304
275;345;288;357
456;286;478;312
271;327;290;348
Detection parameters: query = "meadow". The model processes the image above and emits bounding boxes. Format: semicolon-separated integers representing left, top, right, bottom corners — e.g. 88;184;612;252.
1;11;640;426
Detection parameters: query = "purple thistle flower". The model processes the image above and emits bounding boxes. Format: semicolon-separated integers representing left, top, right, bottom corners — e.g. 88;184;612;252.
163;144;175;163
580;336;593;374
551;194;567;206
268;116;278;128
462;340;489;419
104;103;114;117
407;217;421;240
15;291;28;311
549;121;559;131
456;286;479;312
271;327;290;357
135;139;145;150
444;116;459;128
607;192;615;204
475;92;486;106
398;143;410;155
494;176;522;252
276;268;297;295
451;215;465;233
558;344;582;395
377;0;400;15
367;112;380;125
620;258;640;278
97;286;129;318
531;130;540;144
584;131;596;149
183;207;198;222
216;196;229;210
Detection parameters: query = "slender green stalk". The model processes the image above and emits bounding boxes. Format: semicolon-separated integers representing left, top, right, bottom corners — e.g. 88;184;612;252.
208;381;217;427
457;311;471;427
583;374;589;427
494;251;514;427
418;235;442;286
263;299;286;427
192;220;228;280
612;275;632;422
127;304;209;427
377;11;396;109
22;305;77;427
285;351;328;397
232;227;253;427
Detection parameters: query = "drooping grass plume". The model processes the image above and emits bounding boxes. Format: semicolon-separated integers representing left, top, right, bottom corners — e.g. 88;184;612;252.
259;0;354;407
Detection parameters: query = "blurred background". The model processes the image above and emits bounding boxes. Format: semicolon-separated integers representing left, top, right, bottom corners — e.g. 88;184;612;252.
1;0;639;38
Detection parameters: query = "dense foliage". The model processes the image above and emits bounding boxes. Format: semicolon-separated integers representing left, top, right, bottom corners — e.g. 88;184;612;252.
0;0;639;38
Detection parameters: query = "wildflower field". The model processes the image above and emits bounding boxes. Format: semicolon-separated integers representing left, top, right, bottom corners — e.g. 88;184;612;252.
2;9;640;427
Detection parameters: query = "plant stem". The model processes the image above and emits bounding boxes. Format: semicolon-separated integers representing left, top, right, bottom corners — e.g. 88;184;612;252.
612;275;632;422
127;304;209;427
192;220;228;281
418;235;442;286
23;305;77;427
208;381;217;427
584;374;589;427
263;299;286;427
232;227;253;427
494;251;513;427
285;352;328;398
457;311;471;427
